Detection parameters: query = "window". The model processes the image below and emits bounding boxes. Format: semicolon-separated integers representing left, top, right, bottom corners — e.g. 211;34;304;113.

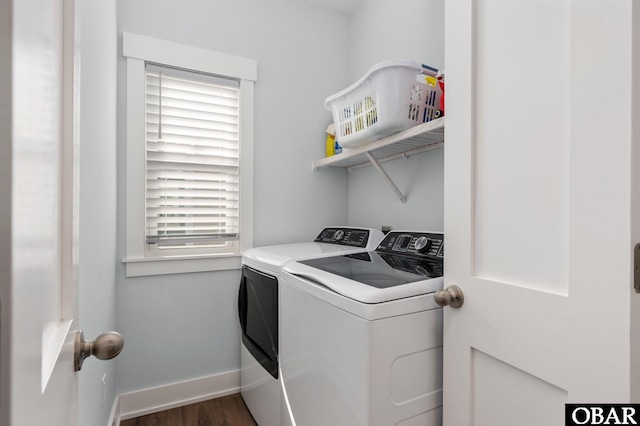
145;66;240;249
123;33;256;277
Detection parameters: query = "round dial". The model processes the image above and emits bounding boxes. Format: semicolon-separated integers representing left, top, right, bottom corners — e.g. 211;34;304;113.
415;262;433;277
414;236;431;253
333;230;345;240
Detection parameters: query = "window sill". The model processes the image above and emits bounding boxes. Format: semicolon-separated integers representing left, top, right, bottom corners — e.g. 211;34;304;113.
123;253;242;277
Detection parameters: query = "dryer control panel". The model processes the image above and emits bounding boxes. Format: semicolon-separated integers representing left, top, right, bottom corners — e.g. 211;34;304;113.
376;231;444;259
314;227;371;248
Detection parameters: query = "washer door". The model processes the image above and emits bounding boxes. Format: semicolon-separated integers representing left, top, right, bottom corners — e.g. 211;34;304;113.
238;265;278;378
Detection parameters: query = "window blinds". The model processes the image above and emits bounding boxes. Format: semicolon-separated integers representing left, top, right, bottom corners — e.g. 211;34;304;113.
145;64;240;247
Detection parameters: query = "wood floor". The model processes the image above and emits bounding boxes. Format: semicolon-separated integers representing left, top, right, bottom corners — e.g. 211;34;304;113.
120;393;257;426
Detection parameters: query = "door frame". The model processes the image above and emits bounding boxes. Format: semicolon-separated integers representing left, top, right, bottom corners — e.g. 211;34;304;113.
0;0;80;423
0;0;14;422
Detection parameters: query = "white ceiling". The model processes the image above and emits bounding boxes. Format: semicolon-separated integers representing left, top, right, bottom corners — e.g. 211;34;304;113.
304;0;364;13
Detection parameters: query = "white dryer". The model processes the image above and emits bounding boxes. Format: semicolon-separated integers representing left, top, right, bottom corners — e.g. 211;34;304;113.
280;231;445;426
238;227;385;426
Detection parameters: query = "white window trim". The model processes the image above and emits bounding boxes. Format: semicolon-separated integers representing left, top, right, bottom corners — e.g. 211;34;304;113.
122;32;256;277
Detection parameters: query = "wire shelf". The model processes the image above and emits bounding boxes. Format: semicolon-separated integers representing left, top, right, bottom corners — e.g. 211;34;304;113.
313;117;444;172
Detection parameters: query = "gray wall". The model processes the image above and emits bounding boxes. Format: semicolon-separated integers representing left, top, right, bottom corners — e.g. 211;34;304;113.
346;0;445;232
77;0;118;425
115;0;350;393
347;148;444;231
348;0;444;80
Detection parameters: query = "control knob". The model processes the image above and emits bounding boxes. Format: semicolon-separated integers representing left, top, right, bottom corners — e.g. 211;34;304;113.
415;261;433;277
414;236;431;253
333;230;345;240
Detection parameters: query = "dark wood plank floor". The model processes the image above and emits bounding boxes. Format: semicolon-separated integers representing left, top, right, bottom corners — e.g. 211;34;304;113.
121;393;257;426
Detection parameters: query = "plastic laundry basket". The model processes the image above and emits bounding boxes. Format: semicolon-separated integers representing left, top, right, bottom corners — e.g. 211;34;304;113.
324;60;442;149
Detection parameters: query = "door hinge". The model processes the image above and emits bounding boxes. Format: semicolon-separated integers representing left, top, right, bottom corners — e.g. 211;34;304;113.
635;244;640;293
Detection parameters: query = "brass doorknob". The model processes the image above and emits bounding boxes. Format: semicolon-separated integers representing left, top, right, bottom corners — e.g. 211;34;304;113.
74;330;124;371
434;285;464;308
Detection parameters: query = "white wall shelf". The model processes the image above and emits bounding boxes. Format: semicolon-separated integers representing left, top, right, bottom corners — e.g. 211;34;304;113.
312;117;444;202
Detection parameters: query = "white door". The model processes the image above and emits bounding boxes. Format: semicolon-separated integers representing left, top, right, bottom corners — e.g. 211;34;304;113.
1;0;79;424
443;1;638;425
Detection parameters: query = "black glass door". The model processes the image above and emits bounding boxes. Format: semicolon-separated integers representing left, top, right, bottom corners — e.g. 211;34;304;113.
238;265;278;379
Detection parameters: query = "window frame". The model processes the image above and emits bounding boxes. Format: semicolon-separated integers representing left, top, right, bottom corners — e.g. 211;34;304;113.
122;32;256;277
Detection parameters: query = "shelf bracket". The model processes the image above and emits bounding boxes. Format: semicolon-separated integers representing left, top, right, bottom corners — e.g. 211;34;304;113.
365;152;407;203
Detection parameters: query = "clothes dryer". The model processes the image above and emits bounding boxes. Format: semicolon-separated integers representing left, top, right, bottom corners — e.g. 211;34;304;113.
238;227;384;426
280;231;444;426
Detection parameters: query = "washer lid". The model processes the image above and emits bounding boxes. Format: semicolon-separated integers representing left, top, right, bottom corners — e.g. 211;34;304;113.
283;252;443;304
299;251;442;288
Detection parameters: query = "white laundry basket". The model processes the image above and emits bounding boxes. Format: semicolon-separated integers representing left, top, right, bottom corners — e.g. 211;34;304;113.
324;60;442;149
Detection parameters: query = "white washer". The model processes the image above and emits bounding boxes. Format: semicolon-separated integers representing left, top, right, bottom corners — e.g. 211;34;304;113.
238;227;384;426
280;231;445;426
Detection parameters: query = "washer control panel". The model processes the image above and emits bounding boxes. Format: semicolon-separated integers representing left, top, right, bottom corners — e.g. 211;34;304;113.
376;231;444;259
314;227;371;248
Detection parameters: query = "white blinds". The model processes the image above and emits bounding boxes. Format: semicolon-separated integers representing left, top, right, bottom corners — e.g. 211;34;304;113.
145;64;240;247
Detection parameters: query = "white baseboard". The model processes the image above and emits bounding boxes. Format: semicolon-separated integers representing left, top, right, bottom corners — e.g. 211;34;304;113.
112;369;240;424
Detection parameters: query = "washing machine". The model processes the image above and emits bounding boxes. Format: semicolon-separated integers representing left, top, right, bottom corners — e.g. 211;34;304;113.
279;231;444;426
238;227;385;426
